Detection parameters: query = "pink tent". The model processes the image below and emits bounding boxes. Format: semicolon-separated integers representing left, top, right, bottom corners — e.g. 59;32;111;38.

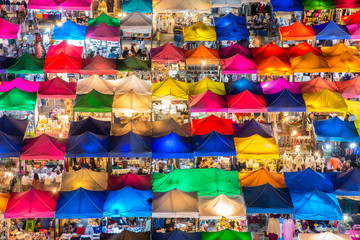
227;90;267;113
0;18;21;39
86;22;120;41
107;172;152;190
219;44;253;59
337;76;360;98
299;77;339;93
261;77;301;94
150;42;185;63
28;0;59;10
4;189;57;219
221;54;257;74
38;77;77;99
47;41;84;58
58;0;92;11
346;23;360;40
189;91;228;112
0;78;40;92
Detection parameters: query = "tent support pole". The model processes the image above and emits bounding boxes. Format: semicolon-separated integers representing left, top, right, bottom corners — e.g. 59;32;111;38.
19;158;22;191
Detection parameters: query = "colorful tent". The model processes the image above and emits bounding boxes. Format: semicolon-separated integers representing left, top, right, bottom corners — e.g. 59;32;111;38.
342;11;360;25
183;22;216;41
0;193;9;219
20;134;66;160
0;77;40;93
52;20;87;40
104;186;152;217
153;0;211;13
189;78;226;95
193;131;236;157
81;55;116;75
227;91;267;113
6;53;44;74
321;43;359;57
152;168;241;196
44;53;82;73
0;88;37;111
28;0;59;10
346;100;360;119
255;56;293;75
58;0;92;11
122;0;152;13
221;54;257;74
185;44;219;65
66;132;109;158
313;21;350;40
287;42;323;57
346;22;360;40
330;168;360;196
111;121;152;136
150;43;186;63
279;21;316;41
77;74;114;95
120;11;152;33
214;13;248;41
112;90;151;112
290;52;330;73
114;75;151;95
73;90;114;113
219;44;253;59
192;115;233;135
298;77;339;93
201;230;252;240
302;0;335;9
189;91;228;112
55;188;106;219
233;119;273;138
107;172;152;191
152;133;194;159
86;22;120;41
60;169;108;191
117;55;151;71
234;135;279;159
38;77;77;99
152;118;189;137
261;77;301;94
326;52;360;73
252;43;288;59
88;13;120;27
5;189;57;219
242;183;294;214
0;115;29;137
299;233;351;240
239;168;286;188
313;117;360;142
47;40;83;58
0;56;17;73
265;89;306;112
270;0;303;11
153;230;202;240
152;78;189;100
100;230;150;240
199;194;245;219
0;18;21;39
303;89;347;112
109;132;151;158
152;189;199;218
0;131;24;157
225;77;262;95
69;117;111;136
337;76;360;98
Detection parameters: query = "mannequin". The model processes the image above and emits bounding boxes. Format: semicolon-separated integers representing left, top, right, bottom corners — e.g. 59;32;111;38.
285;154;293;171
161;15;167;33
294;154;304;171
305;154;315;169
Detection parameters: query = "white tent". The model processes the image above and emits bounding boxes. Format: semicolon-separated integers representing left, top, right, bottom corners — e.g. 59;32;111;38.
112;90;151;112
153;0;211;13
114;75;151;95
299;233;351;240
120;11;152;33
77;74;114;95
199;194;246;219
210;0;241;8
111;121;152;136
60;169;108;191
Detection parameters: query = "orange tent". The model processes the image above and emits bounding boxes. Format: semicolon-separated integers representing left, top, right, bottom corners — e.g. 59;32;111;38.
299;77;338;93
321;43;359;57
290;52;330;73
255;56;293;75
239;168;286;188
279;21;316;41
342;11;360;25
252;43;288;59
325;52;360;73
287;42;323;57
185;44;219;65
337;77;360;98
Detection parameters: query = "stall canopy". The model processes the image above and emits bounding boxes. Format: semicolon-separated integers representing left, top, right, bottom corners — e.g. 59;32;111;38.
4;189;57;219
66;132;110;158
298;77;339;93
86;22;120;41
270;0;303;11
69;117;110;136
279;21;316;41
243;183;294;214
342;11;360;25
265;89;306;112
326;52;360;73
299;233;351;240
27;0;59;10
202;230;252;240
221;54;257;74
116;55;151;71
81;55;116;75
52;20;87;40
104;186;152;217
153;230;202;240
183;22;216;41
313;21;350;40
77;74;114;95
290;190;343;220
189;77;226;95
219;44;253;59
192;115;233;135
252;43;288;59
60;169;108;191
152;133;194;159
122;0;152;13
120;11;152;33
0;18;21;39
239;168;286;188
109;132;151;158
234;135;279;159
261;77;301;94
152;118;189;137
20;134;66;160
0;193;9;219
225;77;263;95
6;53;44;74
233;119;273;138
58;0;92;11
152;168;241;196
88;13;120;27
111;121;152;136
321;43;359;57
0;115;29;137
152;189;199;218
47;40;83;58
302;0;335;9
0;77;40;93
185;44;219;65
0;88;37;111
346;22;360;40
100;230;150;240
55;188;105;219
189;91;228;112
210;0;241;7
255;56;293;75
303;89;347;112
112;90;151;112
193;131;236;157
153;0;211;13
0;56;17;73
73;90;114;113
150;43;186;63
199;194;245;219
330;168;360;196
107;172;152;191
44;53;82;73
152;78;189;100
290;52;330;73
337;76;360;98
38;77;77;99
287;42;323;57
346;100;360;119
313;117;360;142
0;131;24;157
214;13;248;41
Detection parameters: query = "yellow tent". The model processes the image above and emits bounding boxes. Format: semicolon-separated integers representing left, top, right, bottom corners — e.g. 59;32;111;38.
0;193;9;219
321;43;359;57
152;78;189;100
234;135;279;159
290;52;330;73
188;78;226;95
303;89;347;112
325;52;360;73
112;90;151;112
60;169;108;191
346;100;360;120
183;22;216;41
239;168;286;188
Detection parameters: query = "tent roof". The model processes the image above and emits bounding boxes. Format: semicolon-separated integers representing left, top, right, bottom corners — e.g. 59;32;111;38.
287;42;323;57
117;55;151;71
189;91;228;113
0;18;21;39
298;77;339;93
152;133;194;159
321;43;359;57
114;75;151;95
346;100;360;119
346;22;360;40
150;43;186;63
152;168;241;196
261;77;300;94
152;118;189;137
44;53;82;73
100;230;150;240
120;11;152;33
214;13;249;41
326;52;360;73
221;54;257;74
122;0;152;13
0;77;40;93
112;90;151;112
152;78;189;101
73;90;114;113
199;194;245;219
242;183;294;214
233;119;273;138
111;121;152;136
28;0;59;10
219;44;253;59
86;22;120;41
279;21;316;41
313;117;360;142
107;172;152;191
0;56;17;73
290;52;330;73
185;44;219;65
189;78;226;95
303;89;347;112
192;115;233;135
239;168;286;188
234;135;279;159
47;40;83;58
330;168;360;196
52;20;87;40
252;43;288;59
0;131;24;158
255;56;293;76
270;0;303;11
77;74;114;95
0;115;29;137
153;0;211;13
6;53;44;74
0;193;9;216
193;131;236;157
214;13;246;28
299;233;351;240
66;132;109;158
58;0;92;11
210;0;241;7
342;11;360;25
152;229;202;240
202;230;251;240
88;13;120;27
20;134;66;160
60;168;108;191
38;77;77;99
336;0;360;8
81;55;116;75
109;132;151;158
69;117;111;136
313;21;350;40
337;76;360;98
302;0;335;10
225;77;263;95
265;89;306;112
0;88;37;111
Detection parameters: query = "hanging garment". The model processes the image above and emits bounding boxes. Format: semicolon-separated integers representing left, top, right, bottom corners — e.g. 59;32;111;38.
282;219;295;240
267;218;280;236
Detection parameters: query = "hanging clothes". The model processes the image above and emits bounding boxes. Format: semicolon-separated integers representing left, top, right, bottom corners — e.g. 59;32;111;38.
282;219;295;240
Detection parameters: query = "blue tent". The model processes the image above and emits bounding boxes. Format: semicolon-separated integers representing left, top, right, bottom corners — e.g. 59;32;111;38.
290;189;343;220
330;168;360;196
271;0;304;11
225;77;263;95
214;13;249;41
242;183;294;214
66;132;109;158
0;115;29;137
55;188;106;219
0;131;23;157
233;119;273;138
109;132;151;158
153;229;202;240
265;89;306;112
313;21;350;40
284;168;334;193
152;132;194;159
313;117;360;142
122;0;152;13
69;117;111;136
52;20;87;40
193;131;236;157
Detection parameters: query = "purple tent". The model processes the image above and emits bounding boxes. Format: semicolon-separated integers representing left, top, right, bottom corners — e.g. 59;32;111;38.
219;44;253;59
260;77;301;94
233;119;273;138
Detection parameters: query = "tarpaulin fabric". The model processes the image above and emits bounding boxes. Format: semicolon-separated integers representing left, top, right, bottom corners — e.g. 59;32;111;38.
338;77;360;98
219;44;253;59
116;55;151;71
227;90;267;113
0;88;37;111
88;13;120;27
60;169;108;191
303;89;347;112
5;189;57;219
0;193;9;218
69;117;110;136
313;21;350;40
81;55;116;75
298;77;338;93
214;13;248;41
330;168;360;196
0;18;21;39
336;0;360;8
122;0;152;13
0;56;17;73
28;0;59;10
52;20;87;40
326;52;360;73
47;40;83;58
221;54;257;74
233;119;273;138
0;131;24;157
183;22;216;41
104;186;152;217
107;172;152;191
152;118;189;137
290;190;343;220
66;132;109;158
290;52;330;73
111;121;152;136
239;168;286;188
201;230;252;240
100;230;150;240
299;233;351;240
302;0;335;10
261;77;301;94
38;77;77;99
58;0;92;11
44;53;82;74
152;78;189;100
20;134;66;160
255;56;293;75
265;89;306;112
109;132;151;158
243;183;294;214
152;133;194;159
192;115;233;135
313;117;360;142
153;0;211;13
185;44;219;65
86;22;120;41
193;131;236;157
73;90;114;113
252;43;288;59
321;43;359;57
225;77;262;95
150;43;186;63
0;77;40;92
188;77;226;95
280;22;316;41
346;100;360;120
152;168;241;196
77;74;114;95
153;229;202;240
342;10;360;25
112;90;151;112
210;0;241;7
270;0;303;11
189;91;228;112
234;135;279;159
120;11;152;33
346;22;360;40
199;194;245;219
287;42;323;57
152;189;199;218
55;188;106;219
6;53;44;74
0;115;29;137
284;168;334;193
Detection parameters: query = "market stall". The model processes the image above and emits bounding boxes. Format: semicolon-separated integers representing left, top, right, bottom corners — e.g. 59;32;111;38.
107;172;152;191
60;169;108;191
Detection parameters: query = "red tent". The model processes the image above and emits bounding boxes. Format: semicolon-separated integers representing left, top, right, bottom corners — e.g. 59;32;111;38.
4;189;57;219
221;54;257;74
189;91;228;112
86;22;120;42
47;41;83;58
58;0;92;11
342;11;360;25
279;21;316;41
81;55;116;75
38;77;77;99
44;53;82;73
298;77;339;93
219;44;253;59
192;115;233;135
252;43;288;59
0;18;21;39
337;76;360;98
107;172;152;191
287;42;323;57
150;42;185;63
227;90;267;113
335;0;360;9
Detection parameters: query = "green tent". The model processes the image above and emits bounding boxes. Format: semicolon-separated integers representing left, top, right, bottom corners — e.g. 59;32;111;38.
73;89;114;112
116;56;151;71
302;0;335;10
122;0;152;13
88;13;120;27
202;230;252;240
152;168;241;196
6;53;44;74
0;88;37;111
